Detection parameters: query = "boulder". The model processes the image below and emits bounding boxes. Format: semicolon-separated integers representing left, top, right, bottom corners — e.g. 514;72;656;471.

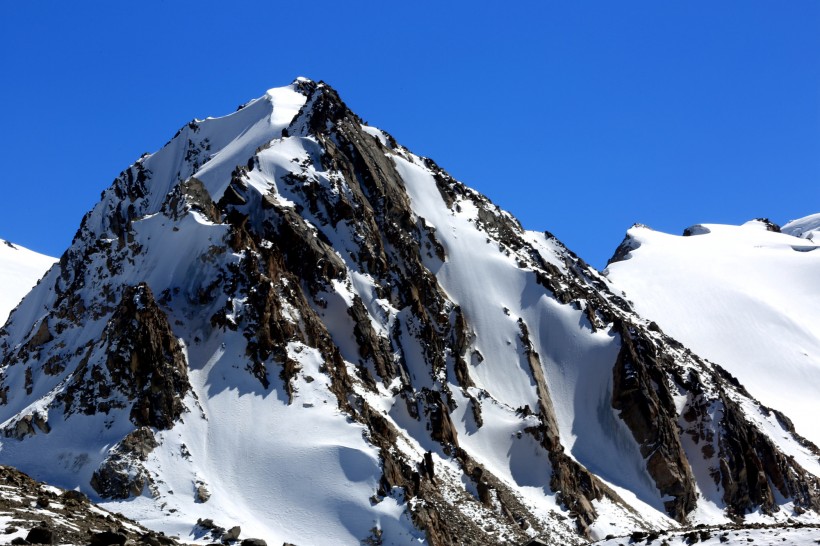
221;527;240;543
196;484;211;503
24;527;53;545
89;531;127;546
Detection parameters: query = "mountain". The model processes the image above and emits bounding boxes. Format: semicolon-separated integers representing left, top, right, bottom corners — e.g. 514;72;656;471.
605;217;820;449
0;240;56;324
0;79;818;545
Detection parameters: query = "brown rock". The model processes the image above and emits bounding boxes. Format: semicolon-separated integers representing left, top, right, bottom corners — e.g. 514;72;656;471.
24;527;53;545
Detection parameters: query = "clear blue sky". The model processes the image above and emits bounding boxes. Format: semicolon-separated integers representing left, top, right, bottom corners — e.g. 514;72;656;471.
2;2;819;268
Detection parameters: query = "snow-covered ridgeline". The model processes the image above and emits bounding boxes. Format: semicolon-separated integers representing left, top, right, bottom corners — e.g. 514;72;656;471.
0;240;56;324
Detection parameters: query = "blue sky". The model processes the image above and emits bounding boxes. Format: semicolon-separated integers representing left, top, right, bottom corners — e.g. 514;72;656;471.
1;1;818;268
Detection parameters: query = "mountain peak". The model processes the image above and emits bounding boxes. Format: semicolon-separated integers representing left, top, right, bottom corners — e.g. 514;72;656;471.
2;81;819;545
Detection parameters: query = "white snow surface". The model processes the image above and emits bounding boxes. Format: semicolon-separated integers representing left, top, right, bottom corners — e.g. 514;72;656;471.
0;240;56;325
784;212;820;241
605;217;820;448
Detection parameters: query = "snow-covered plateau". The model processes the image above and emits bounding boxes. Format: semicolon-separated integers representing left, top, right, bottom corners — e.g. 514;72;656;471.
0;79;818;546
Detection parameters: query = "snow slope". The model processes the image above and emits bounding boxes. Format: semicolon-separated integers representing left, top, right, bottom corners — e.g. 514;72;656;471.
605;218;820;447
0;240;56;324
784;212;820;241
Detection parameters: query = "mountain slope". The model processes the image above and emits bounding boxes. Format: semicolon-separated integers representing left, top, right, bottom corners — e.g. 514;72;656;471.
0;80;818;545
605;218;820;449
0;240;56;324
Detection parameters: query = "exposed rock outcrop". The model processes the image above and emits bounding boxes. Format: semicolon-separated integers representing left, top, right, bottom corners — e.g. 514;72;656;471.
103;284;190;429
91;426;158;499
611;320;697;520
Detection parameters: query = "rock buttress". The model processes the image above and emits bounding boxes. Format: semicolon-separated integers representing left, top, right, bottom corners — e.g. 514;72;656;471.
103;283;190;429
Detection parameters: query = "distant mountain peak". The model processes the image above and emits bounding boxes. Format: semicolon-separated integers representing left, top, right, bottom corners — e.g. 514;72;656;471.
0;239;56;324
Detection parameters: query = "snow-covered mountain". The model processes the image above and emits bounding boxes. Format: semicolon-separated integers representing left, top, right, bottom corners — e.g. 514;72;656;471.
0;240;56;324
783;212;820;241
0;79;818;546
605;217;820;448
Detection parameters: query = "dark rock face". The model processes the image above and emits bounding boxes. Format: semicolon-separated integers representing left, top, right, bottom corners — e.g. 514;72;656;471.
50;283;189;431
195;482;211;503
161;177;220;223
106;284;189;428
606;233;641;265
715;392;820;517
90;427;158;499
611;320;697;520
609;307;820;522
103;284;190;429
348;295;397;382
